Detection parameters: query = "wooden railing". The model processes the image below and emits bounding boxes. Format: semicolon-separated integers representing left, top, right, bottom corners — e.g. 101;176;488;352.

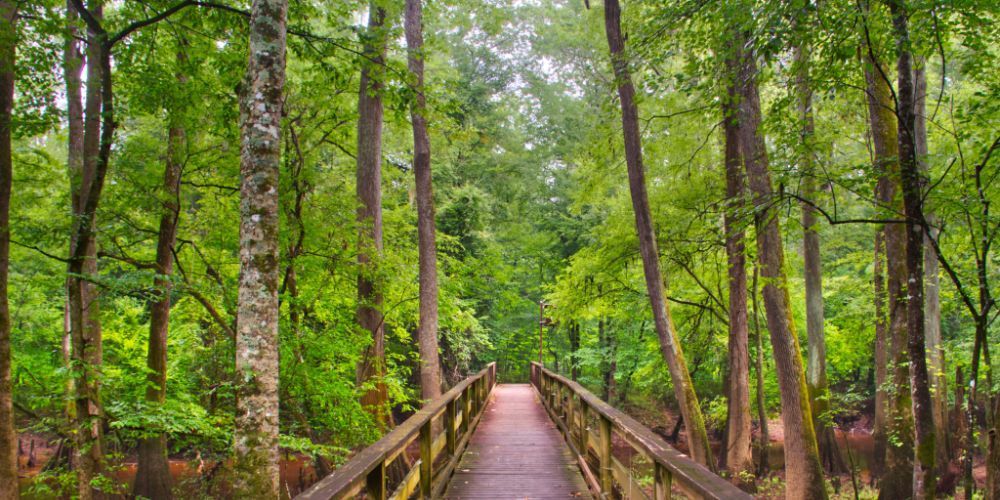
298;362;497;500
530;362;752;500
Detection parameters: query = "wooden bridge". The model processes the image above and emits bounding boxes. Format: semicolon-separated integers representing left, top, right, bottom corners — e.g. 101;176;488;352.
297;362;751;499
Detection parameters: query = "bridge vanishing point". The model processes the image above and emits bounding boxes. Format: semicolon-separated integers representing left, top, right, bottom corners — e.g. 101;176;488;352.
297;362;752;499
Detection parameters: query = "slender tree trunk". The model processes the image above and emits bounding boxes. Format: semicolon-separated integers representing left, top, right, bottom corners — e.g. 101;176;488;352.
600;318;616;402
233;0;287;495
71;2;107;496
914;59;950;474
601;0;713;468
889;2;936;496
404;0;443;403
0;2;18;496
872;227;887;480
63;0;84;438
734;32;827;499
795;42;845;475
988;393;1000;499
356;3;391;428
721;69;752;480
133;48;187;500
569;322;580;381
751;266;770;476
863;35;914;498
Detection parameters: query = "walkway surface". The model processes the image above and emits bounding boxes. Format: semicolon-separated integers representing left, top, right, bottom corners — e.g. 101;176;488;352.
443;384;592;499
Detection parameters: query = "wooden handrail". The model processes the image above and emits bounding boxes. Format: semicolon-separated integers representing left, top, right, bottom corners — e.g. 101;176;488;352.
298;362;497;500
530;362;752;500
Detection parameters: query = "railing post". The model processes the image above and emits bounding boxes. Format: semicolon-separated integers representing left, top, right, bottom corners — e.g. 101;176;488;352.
445;399;457;456
654;462;672;500
464;389;472;433
599;415;612;494
566;389;575;441
420;420;433;497
365;460;386;500
579;403;589;455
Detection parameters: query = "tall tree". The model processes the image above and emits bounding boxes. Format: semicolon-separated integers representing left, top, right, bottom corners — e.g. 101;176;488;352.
0;1;17;496
914;58;949;474
233;0;287;495
888;0;935;495
133;47;188;500
70;1;108;495
601;0;713;468
356;2;391;427
794;35;843;475
863;23;913;497
733;30;827;499
404;0;443;403
721;58;752;479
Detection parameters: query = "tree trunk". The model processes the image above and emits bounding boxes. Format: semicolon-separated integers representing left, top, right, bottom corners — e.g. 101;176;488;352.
795;42;845;475
63;0;84;437
988;393;1000;500
356;2;391;429
721;69;752;480
233;0;287;495
601;0;713;469
863;35;914;498
914;59;950;474
751;265;770;476
70;2;108;496
0;2;18;496
889;2;936;496
133;48;187;500
599;318;616;402
404;0;443;403
734;32;827;499
872;227;887;480
569;322;580;381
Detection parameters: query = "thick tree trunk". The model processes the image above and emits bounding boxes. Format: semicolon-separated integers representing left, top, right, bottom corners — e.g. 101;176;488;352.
133;50;187;500
233;0;287;495
356;3;391;428
734;34;827;500
795;43;845;475
914;60;950;473
721;73;752;480
863;39;914;498
0;2;18;496
889;2;936;496
404;0;443;403
602;0;713;469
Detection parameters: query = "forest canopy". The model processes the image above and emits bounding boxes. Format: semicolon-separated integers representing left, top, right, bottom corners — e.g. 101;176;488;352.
0;0;997;498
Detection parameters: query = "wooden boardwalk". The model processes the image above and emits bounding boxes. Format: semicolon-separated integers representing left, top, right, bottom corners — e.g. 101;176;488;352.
443;384;592;499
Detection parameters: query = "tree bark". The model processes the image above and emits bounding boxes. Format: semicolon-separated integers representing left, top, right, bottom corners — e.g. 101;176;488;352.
601;0;713;469
889;2;936;496
914;59;950;474
69;1;108;496
404;0;443;403
751;265;770;476
721;67;752;480
63;0;84;437
599;318;616;402
133;48;187;500
0;2;18;496
734;32;827;499
356;2;391;428
795;42;845;475
863;34;913;497
233;0;287;495
568;322;580;381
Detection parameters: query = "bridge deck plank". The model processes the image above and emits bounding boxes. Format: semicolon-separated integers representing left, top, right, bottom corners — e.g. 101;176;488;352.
443;384;591;499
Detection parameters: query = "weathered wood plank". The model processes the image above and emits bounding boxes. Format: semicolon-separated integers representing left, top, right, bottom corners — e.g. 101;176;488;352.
443;384;592;499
